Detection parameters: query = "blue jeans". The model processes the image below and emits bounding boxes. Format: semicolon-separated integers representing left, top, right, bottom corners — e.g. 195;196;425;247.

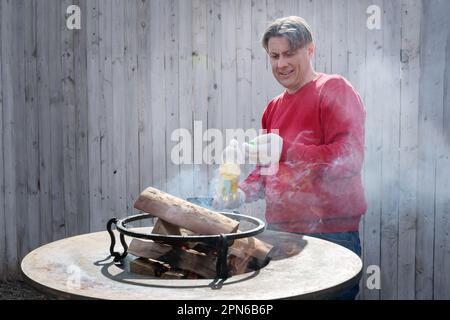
307;231;362;300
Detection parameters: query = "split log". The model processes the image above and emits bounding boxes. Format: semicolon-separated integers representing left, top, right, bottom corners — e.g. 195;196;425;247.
130;257;185;279
128;238;217;279
152;219;182;236
134;187;239;235
229;234;274;269
151;218;272;270
152;218;198;249
129;257;170;277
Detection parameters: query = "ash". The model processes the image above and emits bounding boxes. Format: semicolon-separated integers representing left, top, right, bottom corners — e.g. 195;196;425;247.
0;280;48;300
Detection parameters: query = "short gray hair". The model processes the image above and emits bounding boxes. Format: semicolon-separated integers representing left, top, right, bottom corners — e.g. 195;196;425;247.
261;16;314;52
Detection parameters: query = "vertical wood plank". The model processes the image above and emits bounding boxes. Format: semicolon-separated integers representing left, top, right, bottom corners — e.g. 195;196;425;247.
398;0;421;300
379;0;401;300
298;0;314;27
96;0;113;231
61;0;78;237
165;0;181;197
314;0;332;73
12;0;28;266
74;0;90;235
36;0;52;245
331;0;348;77
251;0;268;126
124;1;140;214
192;0;208;196
434;26;450;299
298;0;315;68
0;0;7;279
150;0;167;191
265;0;283;101
221;0;237;136
284;0;299;16
236;0;253;188
87;0;102;231
362;0;383;300
416;0;446;299
111;0;127;218
206;0;221;196
48;0;66;240
236;0;252;131
2;0;22;277
178;0;194;199
431;0;450;300
24;0;40;253
137;0;153;196
347;0;367;298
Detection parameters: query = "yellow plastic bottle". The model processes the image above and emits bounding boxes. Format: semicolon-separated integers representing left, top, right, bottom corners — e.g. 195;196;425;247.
219;140;242;203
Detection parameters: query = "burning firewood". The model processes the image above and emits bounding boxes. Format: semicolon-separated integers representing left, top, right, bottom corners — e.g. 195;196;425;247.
134;187;240;235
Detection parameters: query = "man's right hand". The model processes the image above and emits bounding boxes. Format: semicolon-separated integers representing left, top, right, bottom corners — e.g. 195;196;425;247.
212;189;246;210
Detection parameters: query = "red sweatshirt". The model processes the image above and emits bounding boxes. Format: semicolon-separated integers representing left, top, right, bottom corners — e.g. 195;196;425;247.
240;73;367;233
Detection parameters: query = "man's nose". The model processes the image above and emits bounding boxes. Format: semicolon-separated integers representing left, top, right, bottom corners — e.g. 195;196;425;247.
277;56;288;68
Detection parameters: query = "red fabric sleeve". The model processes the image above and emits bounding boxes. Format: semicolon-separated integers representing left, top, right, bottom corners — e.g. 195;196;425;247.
239;166;267;202
284;78;366;181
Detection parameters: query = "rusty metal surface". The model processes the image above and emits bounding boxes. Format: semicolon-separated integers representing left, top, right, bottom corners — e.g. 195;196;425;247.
21;228;362;300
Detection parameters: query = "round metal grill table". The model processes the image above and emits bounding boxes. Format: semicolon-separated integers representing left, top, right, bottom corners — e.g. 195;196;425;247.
21;228;362;300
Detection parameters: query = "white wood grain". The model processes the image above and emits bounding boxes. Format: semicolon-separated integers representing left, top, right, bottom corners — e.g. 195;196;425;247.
205;0;221;196
331;0;348;77
74;0;90;235
398;0;421;300
111;0;127;219
165;0;181;198
136;0;153;197
97;0;113;231
178;0;194;199
48;0;66;241
23;0;40;253
150;0;167;192
0;0;7;279
314;0;332;73
61;0;78;238
124;1;140;215
430;0;450;300
192;0;208;196
87;0;102;231
361;0;383;300
347;0;368;298
416;0;444;299
379;0;401;300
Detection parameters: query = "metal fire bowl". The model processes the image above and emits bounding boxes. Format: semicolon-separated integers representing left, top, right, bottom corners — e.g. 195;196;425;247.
21;226;362;300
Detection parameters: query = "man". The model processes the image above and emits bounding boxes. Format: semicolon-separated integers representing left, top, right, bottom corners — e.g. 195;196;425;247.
218;16;367;299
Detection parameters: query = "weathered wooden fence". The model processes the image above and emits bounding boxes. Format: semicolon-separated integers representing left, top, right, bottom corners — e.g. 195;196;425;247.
0;0;449;299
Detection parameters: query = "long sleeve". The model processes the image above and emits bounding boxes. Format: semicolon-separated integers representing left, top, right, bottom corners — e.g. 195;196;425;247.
284;78;366;181
239;166;267;202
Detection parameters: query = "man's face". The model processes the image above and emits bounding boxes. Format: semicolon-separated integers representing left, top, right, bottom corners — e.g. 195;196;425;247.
267;36;315;93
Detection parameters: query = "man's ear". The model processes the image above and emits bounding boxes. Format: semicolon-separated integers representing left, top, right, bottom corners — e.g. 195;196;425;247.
307;42;315;59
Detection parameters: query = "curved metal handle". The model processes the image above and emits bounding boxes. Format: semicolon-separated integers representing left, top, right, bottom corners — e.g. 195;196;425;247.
215;234;230;280
107;218;128;263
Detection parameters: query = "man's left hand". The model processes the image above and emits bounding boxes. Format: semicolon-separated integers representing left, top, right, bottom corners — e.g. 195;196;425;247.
243;133;283;166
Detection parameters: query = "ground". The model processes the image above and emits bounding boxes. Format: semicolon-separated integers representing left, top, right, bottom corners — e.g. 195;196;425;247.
0;280;48;300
